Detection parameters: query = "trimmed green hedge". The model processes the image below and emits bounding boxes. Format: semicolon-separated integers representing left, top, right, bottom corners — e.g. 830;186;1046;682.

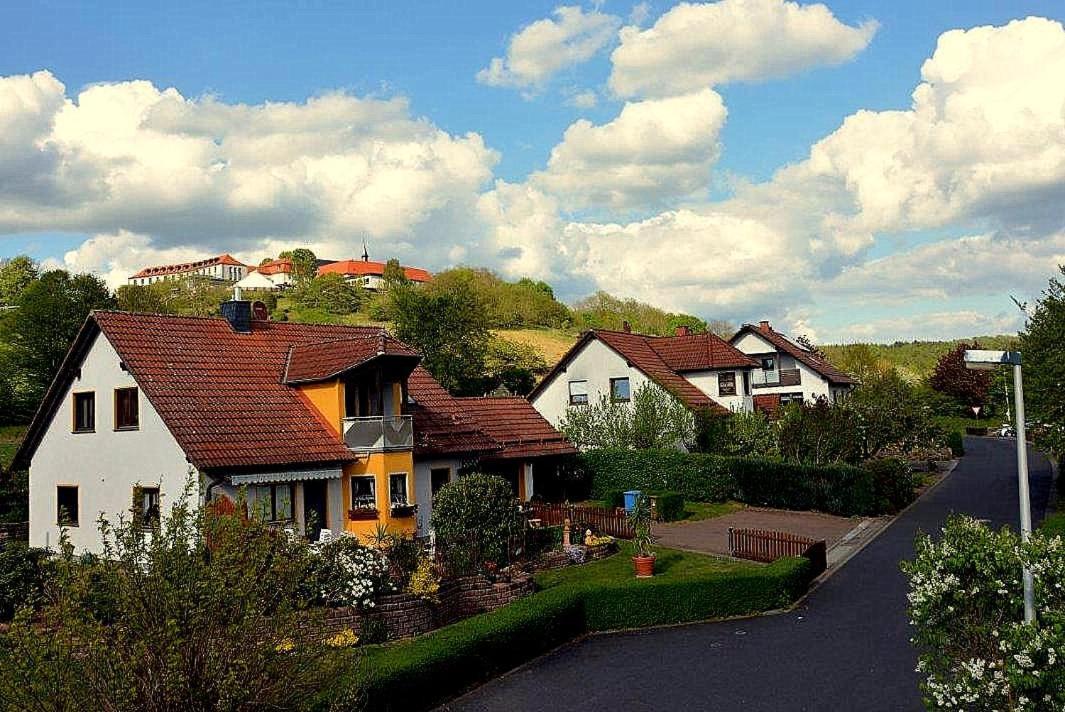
341;556;812;712
947;431;966;457
582;449;912;517
651;491;685;522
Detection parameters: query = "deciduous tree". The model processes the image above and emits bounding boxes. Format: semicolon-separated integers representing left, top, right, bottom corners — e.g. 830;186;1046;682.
1020;266;1065;453
929;342;991;410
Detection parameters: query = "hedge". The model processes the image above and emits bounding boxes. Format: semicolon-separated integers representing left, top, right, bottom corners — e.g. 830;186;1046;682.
337;556;812;712
582;449;913;517
651;491;685;522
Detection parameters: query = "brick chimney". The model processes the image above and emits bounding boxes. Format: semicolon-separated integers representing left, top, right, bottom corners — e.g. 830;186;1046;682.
622;321;632;333
675;325;690;337
758;320;771;332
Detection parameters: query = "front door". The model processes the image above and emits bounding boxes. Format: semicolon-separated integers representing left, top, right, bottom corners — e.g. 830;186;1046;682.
303;480;328;541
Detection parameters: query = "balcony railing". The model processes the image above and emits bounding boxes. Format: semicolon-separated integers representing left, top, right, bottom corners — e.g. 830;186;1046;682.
752;368;801;388
342;415;413;452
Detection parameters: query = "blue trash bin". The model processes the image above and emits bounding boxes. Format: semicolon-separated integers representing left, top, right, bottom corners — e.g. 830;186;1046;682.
623;490;642;512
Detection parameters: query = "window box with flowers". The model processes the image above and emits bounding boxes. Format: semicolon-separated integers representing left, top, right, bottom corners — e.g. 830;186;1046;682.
348;507;380;521
390;503;418;519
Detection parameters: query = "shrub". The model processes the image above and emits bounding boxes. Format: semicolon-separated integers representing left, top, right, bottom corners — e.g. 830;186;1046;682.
431;473;523;568
602;490;625;509
720;410;779;458
311;536;393;608
864;458;918;514
1040;512;1065;538
0;542;48;622
946;430;965;457
558;383;696;451
651;491;685;522
581;449;903;517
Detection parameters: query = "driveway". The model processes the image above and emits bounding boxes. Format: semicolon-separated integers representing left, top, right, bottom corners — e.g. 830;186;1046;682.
656;507;865;558
445;438;1054;712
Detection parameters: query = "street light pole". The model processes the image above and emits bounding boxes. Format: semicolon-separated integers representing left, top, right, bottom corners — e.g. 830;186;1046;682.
964;350;1036;624
1011;361;1036;624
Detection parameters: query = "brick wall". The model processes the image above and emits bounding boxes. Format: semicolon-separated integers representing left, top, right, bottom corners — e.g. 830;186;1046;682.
0;522;28;545
319;572;534;642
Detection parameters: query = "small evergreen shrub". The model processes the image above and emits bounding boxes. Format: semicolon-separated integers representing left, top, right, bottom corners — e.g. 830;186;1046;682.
431;473;524;568
651;491;685;522
946;431;965;457
864;458;918;514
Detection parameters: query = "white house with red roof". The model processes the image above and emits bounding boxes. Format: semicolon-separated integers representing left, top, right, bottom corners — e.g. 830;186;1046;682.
14;303;573;553
528;324;758;436
127;254;249;286
318;257;431;291
729;321;856;412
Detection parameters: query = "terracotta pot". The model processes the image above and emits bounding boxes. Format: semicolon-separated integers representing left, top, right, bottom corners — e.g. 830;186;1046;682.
632;555;655;578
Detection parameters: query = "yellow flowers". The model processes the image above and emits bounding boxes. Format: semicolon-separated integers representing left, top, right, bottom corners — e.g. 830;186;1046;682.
326;629;360;648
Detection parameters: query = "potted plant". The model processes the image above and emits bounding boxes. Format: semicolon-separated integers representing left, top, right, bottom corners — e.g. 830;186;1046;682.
627;493;656;578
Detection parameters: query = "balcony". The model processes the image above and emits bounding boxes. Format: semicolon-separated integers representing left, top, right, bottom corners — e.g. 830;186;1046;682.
752;368;801;389
342;415;413;452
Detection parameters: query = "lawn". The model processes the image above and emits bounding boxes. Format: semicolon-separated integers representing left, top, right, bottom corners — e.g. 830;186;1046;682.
682;500;746;521
934;415;1003;433
0;425;27;471
534;540;755;591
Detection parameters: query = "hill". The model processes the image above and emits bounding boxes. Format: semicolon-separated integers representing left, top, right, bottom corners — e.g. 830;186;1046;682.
821;335;1020;383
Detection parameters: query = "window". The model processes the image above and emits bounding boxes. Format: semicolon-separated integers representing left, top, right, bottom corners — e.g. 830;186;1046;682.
351;476;376;509
568;380;589;405
389;473;409;506
114;387;139;430
430;467;451;496
57;486;79;527
135;486;160;527
780;392;805;406
253;483;294;522
761;357;776;371
718;372;737;397
73;392;95;432
610;377;631;403
742;371;751;396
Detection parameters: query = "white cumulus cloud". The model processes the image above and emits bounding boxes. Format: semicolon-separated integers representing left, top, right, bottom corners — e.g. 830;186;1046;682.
609;0;878;98
477;6;622;93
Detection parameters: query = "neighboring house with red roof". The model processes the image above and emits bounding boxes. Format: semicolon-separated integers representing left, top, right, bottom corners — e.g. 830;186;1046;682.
318;257;431;291
730;321;857;412
237;257;296;290
13;303;573;553
127;254;249;286
528;324;758;442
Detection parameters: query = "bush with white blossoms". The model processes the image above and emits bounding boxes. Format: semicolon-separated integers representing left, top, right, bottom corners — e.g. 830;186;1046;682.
312;536;393;608
903;515;1065;711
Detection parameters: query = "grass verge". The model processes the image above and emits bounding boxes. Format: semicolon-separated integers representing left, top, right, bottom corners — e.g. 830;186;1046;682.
331;544;812;711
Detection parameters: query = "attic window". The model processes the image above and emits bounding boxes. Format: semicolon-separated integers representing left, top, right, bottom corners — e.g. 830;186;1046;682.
610;378;630;403
568;380;589;406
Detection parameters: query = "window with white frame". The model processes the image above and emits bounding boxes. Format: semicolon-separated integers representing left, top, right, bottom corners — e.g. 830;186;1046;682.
568;380;589;405
351;476;376;509
610;377;631;403
252;483;294;522
718;372;737;396
389;473;409;506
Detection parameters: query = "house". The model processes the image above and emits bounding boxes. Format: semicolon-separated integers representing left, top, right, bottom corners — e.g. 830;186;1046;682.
528;324;758;430
127;254;250;286
318;257;431;291
13;304;574;553
729;321;856;412
252;257;298;288
233;270;280;292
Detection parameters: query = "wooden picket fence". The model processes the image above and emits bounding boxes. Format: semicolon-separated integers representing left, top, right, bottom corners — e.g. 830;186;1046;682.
529;502;634;539
728;527;827;575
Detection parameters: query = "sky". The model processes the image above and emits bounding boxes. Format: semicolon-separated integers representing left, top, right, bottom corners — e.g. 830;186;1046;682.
1;0;1064;343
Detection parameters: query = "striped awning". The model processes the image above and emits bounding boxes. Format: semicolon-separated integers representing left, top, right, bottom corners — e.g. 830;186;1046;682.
229;466;343;485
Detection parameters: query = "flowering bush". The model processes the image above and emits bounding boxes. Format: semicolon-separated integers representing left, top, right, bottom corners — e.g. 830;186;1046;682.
312;536;393;608
405;555;440;602
903;516;1065;711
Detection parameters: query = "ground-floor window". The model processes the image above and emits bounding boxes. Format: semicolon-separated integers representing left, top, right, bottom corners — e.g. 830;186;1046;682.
779;392;805;406
389;473;409;506
253;483;294;522
57;485;79;527
430;467;451;496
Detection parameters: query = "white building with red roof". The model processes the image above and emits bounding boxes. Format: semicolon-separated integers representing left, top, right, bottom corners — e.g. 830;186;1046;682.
529;323;758;438
14;304;573;553
730;321;856;413
318;257;431;291
127;254;250;286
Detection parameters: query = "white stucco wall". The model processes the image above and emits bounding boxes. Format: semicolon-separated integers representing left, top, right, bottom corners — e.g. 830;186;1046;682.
29;332;193;553
413;456;466;535
530;338;652;427
683;369;754;412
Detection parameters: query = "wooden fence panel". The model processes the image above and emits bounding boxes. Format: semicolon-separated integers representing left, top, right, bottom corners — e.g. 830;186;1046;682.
728;527;827;576
529;502;634;539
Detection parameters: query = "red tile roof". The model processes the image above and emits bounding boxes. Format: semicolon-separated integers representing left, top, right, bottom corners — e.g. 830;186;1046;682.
407;367;501;457
456;397;577;459
253;258;293;276
644;332;757;372
130;254;247;279
734;323;857;386
318;259;431;283
284;335;419;384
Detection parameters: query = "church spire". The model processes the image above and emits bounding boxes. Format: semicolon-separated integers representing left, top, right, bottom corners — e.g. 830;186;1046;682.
361;239;369;262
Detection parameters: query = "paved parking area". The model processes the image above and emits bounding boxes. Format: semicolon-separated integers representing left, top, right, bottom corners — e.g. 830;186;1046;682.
655;506;867;556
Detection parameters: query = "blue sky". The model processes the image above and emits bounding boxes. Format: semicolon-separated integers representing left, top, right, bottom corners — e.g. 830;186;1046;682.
2;1;1064;342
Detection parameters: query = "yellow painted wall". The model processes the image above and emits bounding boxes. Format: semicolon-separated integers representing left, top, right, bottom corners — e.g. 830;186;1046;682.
342;451;416;539
298;381;344;435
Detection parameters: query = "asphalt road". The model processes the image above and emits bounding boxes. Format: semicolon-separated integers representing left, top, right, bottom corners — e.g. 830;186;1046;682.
446;437;1054;712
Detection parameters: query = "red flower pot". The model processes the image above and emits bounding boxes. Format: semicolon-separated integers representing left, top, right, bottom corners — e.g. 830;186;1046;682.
632;555;655;578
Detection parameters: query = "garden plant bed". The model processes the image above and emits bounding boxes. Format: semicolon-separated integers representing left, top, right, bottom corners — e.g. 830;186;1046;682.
326;542;814;712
